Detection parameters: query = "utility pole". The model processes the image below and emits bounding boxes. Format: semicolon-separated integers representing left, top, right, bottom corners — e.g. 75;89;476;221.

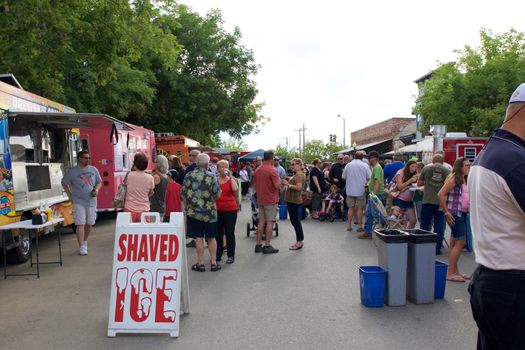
283;137;291;150
294;127;302;157
338;114;346;148
302;123;306;157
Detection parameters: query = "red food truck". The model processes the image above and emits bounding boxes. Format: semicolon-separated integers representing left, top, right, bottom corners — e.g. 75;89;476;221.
79;124;156;211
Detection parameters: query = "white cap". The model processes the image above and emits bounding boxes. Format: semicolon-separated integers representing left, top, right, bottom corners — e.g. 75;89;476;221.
509;83;525;103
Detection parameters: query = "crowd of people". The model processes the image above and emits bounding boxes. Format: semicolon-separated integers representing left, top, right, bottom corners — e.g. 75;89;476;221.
60;83;525;349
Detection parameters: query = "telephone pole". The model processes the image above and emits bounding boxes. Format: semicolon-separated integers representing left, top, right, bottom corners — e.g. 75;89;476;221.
294;127;302;157
283;137;291;150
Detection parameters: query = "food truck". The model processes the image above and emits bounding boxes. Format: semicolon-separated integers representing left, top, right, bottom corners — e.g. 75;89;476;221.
79;123;156;211
0;74;132;263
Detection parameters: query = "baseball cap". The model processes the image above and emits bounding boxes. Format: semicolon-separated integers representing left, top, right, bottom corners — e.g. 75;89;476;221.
274;156;280;161
368;151;380;159
509;83;525;103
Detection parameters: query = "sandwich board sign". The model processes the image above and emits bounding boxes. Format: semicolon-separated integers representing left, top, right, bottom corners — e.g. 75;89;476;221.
107;212;188;337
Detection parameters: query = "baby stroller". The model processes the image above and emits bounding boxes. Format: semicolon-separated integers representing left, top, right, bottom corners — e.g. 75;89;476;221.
368;194;404;230
319;188;347;222
246;190;279;237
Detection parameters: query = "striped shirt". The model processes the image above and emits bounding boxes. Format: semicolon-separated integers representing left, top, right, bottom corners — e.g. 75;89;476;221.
468;128;525;270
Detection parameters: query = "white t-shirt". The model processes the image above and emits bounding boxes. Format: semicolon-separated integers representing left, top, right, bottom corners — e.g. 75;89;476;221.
342;159;371;197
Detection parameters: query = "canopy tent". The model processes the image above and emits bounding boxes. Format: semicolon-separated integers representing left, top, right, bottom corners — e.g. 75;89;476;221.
238;149;265;162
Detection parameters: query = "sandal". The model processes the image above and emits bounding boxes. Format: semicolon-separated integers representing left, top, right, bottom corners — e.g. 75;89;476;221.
191;263;205;272
210;262;222;272
226;257;235;264
289;242;303;250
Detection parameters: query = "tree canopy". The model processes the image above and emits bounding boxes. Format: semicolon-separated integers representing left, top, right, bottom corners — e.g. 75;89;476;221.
0;0;262;145
414;28;525;136
274;139;343;165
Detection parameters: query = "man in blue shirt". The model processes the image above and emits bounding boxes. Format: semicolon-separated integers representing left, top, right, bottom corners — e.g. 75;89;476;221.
383;152;405;184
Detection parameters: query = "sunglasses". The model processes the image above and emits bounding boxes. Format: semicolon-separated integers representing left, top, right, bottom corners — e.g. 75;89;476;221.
82;157;91;160
337;158;344;160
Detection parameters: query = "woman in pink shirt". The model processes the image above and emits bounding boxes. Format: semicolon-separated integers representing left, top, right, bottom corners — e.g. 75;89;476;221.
124;153;155;223
393;160;419;228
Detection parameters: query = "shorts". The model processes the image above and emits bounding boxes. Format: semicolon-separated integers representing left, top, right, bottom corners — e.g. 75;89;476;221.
392;198;415;210
346;195;366;208
73;203;97;226
186;217;218;239
311;192;322;211
258;204;278;223
450;214;467;240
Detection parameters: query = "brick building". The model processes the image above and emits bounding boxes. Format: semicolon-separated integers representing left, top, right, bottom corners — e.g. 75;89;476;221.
350;117;415;153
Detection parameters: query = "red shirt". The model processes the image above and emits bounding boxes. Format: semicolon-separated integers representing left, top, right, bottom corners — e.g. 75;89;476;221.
216;179;238;212
253;164;280;206
165;181;182;216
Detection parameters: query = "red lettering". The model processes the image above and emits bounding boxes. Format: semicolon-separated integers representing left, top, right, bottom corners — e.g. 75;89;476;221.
168;234;179;262
127;234;138;261
114;268;128;322
148;235;161;261
117;234;127;262
155;269;178;323
159;234;168;262
137;235;148;261
129;269;153;322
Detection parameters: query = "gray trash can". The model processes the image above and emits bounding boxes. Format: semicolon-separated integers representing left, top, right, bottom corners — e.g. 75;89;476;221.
375;229;409;306
404;228;437;304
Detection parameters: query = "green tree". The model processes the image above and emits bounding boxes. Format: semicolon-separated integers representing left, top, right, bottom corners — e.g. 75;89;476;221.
302;139;344;164
136;5;263;145
221;137;248;152
414;28;525;136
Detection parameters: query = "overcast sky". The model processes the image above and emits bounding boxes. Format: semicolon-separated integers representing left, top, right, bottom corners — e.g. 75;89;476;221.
185;0;525;150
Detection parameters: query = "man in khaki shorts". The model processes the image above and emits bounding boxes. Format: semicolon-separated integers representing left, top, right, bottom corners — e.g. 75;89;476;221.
342;151;371;232
252;150;282;254
62;150;102;256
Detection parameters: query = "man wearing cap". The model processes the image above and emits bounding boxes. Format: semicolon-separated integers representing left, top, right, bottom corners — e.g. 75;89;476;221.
273;156;286;179
417;152;450;254
361;150;385;239
468;83;525;349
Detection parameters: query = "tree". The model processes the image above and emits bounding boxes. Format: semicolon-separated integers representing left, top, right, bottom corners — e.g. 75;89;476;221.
134;5;263;145
302;139;344;164
414;28;525;136
220;137;248;152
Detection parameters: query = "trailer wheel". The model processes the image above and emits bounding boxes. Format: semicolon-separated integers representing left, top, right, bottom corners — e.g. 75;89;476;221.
6;227;31;264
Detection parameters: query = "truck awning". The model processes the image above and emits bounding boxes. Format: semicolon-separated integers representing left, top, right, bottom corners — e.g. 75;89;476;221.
7;112;134;131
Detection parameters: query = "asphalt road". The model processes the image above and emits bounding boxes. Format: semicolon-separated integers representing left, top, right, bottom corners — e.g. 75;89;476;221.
0;202;478;350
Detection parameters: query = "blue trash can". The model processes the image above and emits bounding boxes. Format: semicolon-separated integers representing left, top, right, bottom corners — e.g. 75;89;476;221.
359;266;387;307
435;260;448;299
279;204;288;220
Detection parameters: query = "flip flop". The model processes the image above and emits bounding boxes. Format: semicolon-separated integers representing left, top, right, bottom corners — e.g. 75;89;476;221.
289;243;303;250
446;275;466;282
460;273;472;280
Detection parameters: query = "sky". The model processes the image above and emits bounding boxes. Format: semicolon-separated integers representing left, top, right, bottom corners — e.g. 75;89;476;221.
185;0;525;151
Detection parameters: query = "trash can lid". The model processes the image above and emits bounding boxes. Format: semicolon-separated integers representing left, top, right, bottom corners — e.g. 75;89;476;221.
402;229;437;243
374;229;409;243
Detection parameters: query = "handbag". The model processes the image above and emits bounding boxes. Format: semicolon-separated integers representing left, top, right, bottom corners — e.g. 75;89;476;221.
112;173;129;208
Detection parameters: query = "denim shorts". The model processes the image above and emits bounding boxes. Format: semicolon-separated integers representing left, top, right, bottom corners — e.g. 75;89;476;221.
450;214;467;240
392;198;415;210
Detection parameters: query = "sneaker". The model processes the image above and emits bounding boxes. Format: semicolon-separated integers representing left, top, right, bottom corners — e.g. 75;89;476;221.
358;233;372;240
79;245;88;256
186;240;196;248
83;242;88;252
262;245;279;254
254;244;263;253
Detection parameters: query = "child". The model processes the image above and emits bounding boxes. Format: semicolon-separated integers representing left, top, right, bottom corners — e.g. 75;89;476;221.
164;169;182;222
388;205;408;228
320;184;344;216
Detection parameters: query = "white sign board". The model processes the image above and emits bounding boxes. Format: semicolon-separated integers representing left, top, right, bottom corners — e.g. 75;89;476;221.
107;212;185;337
